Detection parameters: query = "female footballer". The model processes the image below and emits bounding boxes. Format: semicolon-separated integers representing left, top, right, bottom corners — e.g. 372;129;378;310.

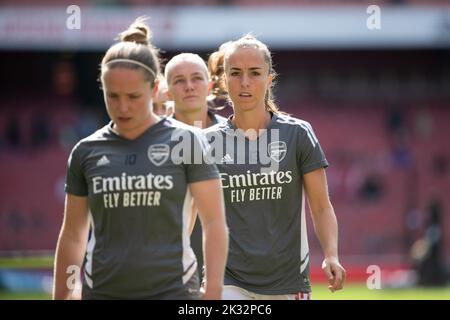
53;18;228;300
204;35;346;300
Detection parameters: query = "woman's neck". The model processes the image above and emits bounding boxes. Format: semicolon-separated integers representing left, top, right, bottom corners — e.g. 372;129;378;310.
175;107;212;129
232;107;271;133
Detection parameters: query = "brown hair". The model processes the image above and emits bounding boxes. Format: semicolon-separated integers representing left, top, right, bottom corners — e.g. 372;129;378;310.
208;41;231;101
223;34;279;114
100;17;160;88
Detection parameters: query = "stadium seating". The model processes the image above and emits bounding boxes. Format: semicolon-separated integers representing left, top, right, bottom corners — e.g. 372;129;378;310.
1;100;448;269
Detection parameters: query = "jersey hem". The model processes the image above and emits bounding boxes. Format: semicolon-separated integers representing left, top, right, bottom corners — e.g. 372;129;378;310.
301;160;329;175
187;173;220;184
65;187;88;197
225;278;312;295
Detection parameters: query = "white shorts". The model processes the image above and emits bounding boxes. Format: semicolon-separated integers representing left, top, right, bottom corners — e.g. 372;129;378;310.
222;285;312;300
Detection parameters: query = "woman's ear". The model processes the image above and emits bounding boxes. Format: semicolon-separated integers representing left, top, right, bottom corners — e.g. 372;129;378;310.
267;73;273;88
207;80;214;94
151;79;160;99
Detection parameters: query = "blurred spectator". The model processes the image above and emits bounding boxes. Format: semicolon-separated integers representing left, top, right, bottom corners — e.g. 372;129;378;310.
391;134;413;170
5;115;21;149
431;154;448;177
52;60;76;98
414;107;433;141
405;205;422;247
58;124;79;152
30;113;51;149
386;106;414;171
76;110;102;139
411;197;448;286
5;208;26;234
358;173;384;202
387;107;406;136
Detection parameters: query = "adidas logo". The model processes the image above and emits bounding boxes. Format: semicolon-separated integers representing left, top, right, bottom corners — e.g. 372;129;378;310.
96;155;110;167
221;154;233;163
187;288;198;294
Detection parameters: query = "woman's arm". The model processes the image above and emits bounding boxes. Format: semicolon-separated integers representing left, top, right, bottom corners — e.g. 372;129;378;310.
189;178;228;300
188;200;198;236
53;193;90;299
304;168;346;292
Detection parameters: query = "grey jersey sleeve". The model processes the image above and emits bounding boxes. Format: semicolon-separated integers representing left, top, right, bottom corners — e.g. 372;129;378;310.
185;129;220;183
297;121;329;175
65;142;88;196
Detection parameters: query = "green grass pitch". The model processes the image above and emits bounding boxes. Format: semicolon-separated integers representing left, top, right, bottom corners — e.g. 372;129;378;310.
1;283;449;300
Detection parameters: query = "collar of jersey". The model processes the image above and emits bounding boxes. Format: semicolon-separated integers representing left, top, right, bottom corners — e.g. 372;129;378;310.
107;117;167;141
225;112;278;141
227;112;278;130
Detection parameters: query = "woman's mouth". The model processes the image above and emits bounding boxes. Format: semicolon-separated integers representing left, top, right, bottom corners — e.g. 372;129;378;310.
117;117;132;123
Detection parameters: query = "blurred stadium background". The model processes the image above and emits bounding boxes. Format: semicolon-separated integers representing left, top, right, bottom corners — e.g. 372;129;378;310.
1;0;450;300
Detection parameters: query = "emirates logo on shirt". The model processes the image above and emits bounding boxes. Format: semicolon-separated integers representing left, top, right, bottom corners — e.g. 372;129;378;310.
148;144;170;166
268;141;287;163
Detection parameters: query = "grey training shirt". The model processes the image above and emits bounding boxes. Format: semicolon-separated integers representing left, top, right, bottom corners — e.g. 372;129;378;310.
65;117;219;299
204;113;329;295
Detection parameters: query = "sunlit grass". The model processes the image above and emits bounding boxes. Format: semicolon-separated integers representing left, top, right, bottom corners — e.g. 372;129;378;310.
1;284;450;300
0;256;54;269
312;283;450;300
